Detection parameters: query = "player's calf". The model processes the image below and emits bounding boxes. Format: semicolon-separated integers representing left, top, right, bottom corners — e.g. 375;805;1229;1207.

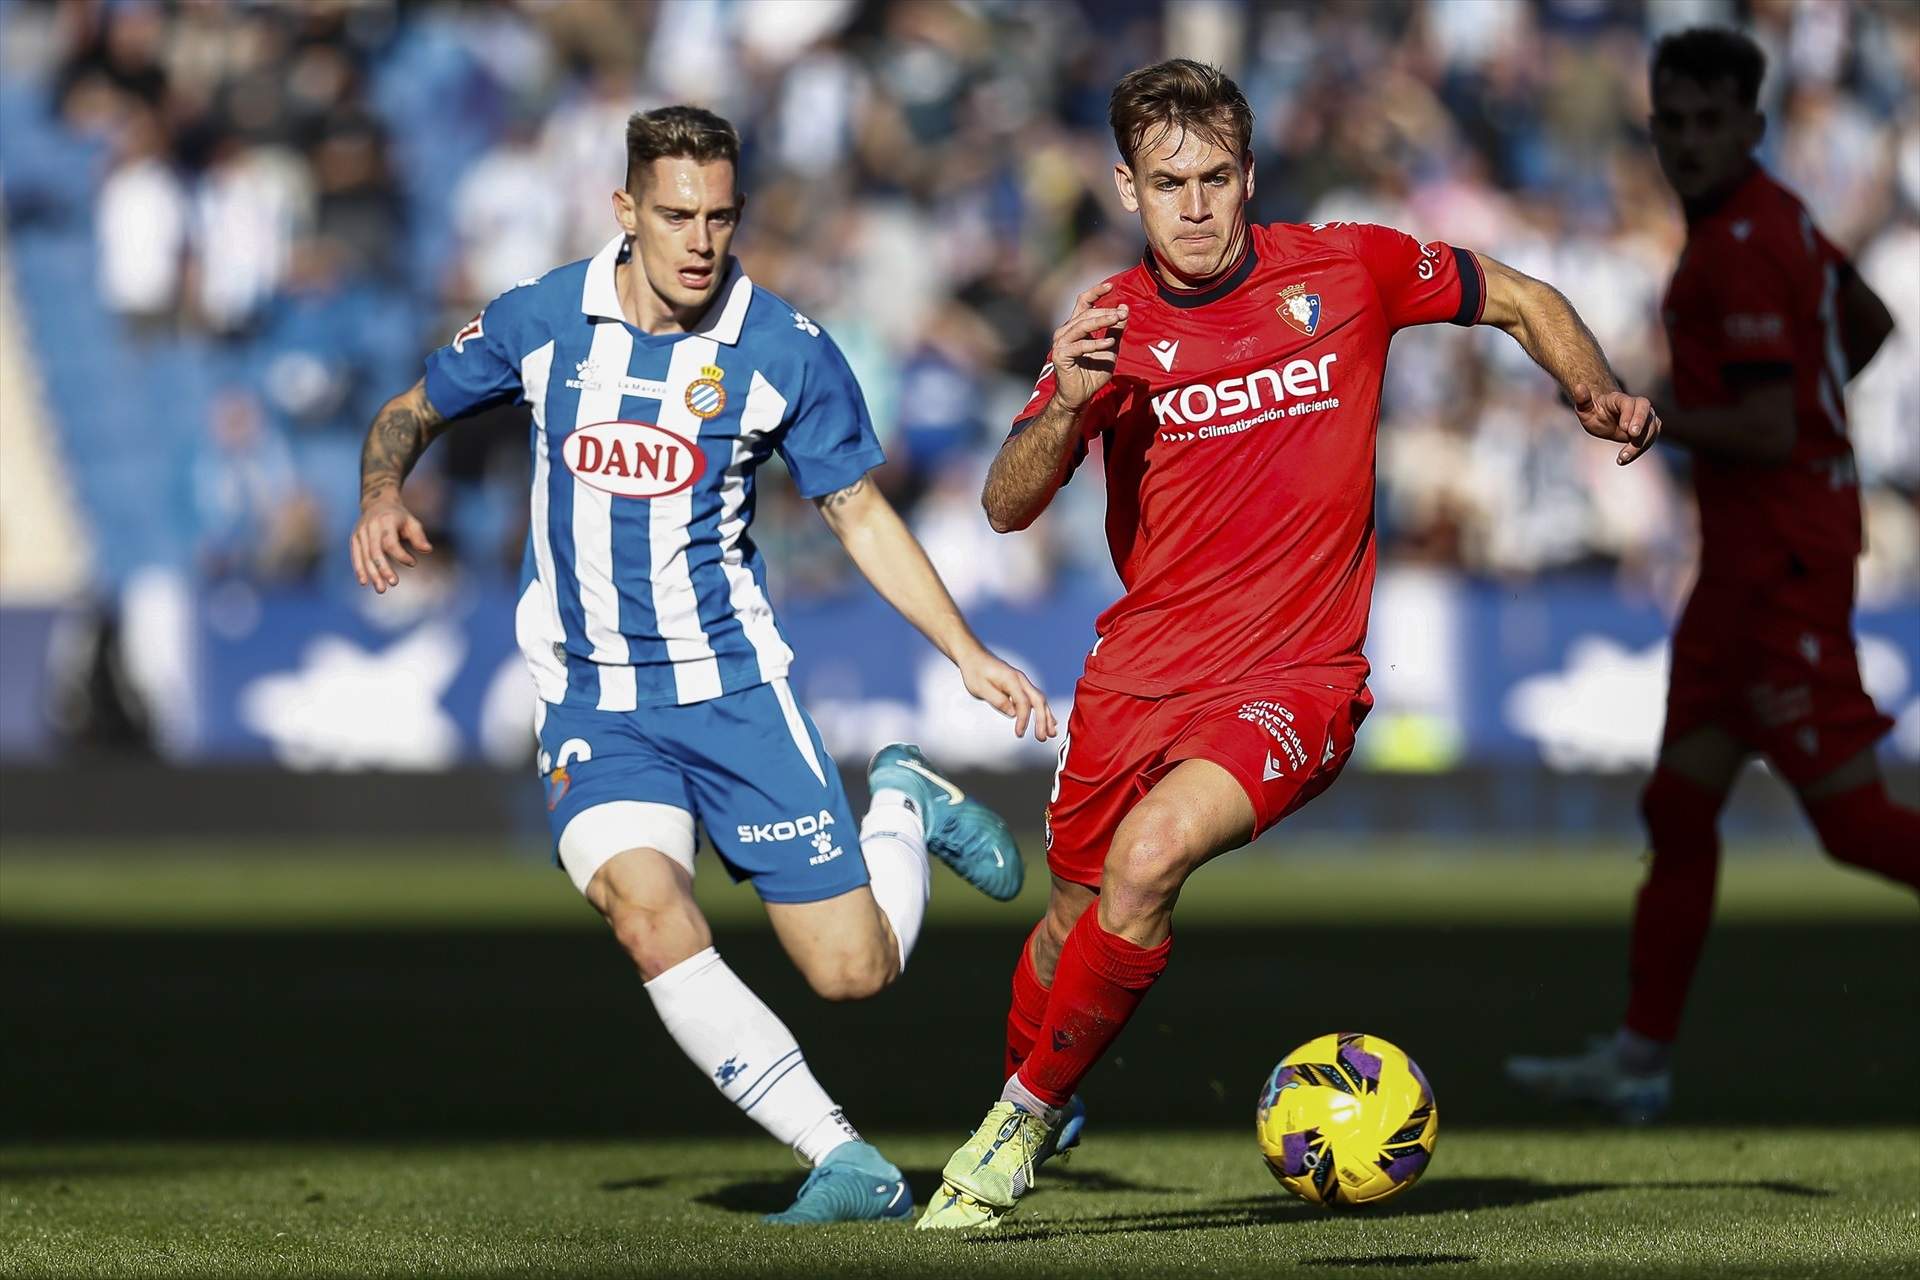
764;886;902;1003
787;936;896;1003
589;849;714;980
1032;877;1096;984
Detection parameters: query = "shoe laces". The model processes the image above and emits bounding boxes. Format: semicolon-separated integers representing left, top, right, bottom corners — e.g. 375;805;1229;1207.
993;1106;1045;1180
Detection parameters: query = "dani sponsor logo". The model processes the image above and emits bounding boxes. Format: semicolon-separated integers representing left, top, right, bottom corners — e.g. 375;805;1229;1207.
563;420;706;498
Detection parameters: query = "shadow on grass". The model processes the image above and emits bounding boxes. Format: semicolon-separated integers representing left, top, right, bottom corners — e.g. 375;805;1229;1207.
961;1176;1832;1241
6;921;1915;1137
0;1152;287;1184
693;1162;1184;1216
1297;1258;1477;1269
691;1166;1167;1220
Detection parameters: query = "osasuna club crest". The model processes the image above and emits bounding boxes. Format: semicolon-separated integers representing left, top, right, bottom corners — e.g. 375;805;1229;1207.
1277;283;1321;336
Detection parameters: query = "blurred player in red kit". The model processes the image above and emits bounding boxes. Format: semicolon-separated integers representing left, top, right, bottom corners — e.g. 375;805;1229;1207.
915;58;1661;1229
1508;27;1917;1124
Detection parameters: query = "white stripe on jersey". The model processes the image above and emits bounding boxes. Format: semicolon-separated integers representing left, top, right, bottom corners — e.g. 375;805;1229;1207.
1816;262;1847;436
519;342;568;703
654;337;723;704
572;323;635;709
771;678;826;786
714;370;794;682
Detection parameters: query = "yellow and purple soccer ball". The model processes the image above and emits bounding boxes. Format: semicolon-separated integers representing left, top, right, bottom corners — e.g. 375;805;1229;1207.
1256;1032;1438;1207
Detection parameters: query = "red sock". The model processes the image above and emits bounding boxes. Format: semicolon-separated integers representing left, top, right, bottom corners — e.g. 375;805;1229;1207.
1622;768;1724;1044
1804;780;1920;890
1015;908;1170;1109
1005;925;1050;1081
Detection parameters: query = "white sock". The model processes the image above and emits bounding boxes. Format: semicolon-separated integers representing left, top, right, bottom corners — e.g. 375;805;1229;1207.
644;947;860;1164
1001;1072;1064;1128
860;788;930;970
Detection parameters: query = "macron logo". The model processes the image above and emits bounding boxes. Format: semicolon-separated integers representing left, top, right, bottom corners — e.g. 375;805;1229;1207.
1149;339;1179;373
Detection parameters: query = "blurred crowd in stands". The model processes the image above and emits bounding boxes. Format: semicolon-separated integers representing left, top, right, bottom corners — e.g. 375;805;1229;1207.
4;0;1917;610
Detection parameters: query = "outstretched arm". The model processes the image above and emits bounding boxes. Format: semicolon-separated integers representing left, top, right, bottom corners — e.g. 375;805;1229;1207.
816;473;1056;741
351;379;449;593
1475;252;1661;466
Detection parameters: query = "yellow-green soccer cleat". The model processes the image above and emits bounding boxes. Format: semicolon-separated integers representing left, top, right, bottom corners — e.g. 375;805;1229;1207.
914;1101;1050;1231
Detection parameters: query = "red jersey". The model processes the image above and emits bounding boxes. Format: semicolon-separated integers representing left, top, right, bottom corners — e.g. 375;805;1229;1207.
1663;165;1862;584
1011;221;1485;696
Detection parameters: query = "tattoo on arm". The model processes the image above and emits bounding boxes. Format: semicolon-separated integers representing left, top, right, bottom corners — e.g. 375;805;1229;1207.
359;382;448;506
814;474;870;513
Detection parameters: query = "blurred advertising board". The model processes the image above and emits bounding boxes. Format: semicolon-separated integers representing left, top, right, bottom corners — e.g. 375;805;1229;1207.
3;571;1916;772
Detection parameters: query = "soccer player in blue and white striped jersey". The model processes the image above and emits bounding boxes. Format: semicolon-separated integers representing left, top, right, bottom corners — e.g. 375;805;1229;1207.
349;106;1055;1224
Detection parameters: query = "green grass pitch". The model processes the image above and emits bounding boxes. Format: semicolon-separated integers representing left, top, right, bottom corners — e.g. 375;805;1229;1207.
4;1131;1917;1278
3;839;1916;1277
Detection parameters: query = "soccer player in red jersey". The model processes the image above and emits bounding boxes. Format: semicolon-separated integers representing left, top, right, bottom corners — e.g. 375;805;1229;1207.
1507;27;1917;1125
915;59;1660;1229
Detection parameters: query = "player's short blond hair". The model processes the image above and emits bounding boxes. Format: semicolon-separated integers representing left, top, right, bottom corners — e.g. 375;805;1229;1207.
1109;58;1253;170
624;105;740;191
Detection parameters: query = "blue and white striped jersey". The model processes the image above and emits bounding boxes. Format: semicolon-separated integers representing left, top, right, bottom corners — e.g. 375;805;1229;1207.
423;234;884;710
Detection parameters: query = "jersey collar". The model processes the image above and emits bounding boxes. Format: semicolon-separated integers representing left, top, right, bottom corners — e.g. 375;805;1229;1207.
1682;161;1762;227
1143;234;1258;309
580;234;755;345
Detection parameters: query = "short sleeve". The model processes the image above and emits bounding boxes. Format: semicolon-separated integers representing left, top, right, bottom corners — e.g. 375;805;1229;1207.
1706;246;1796;373
1316;222;1484;331
776;331;887;499
1006;358;1102;485
1010;359;1058;434
423;293;526;418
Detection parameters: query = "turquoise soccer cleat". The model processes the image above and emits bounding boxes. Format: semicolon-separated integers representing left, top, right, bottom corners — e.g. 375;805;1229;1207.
1039;1093;1087;1165
868;744;1023;901
761;1141;914;1225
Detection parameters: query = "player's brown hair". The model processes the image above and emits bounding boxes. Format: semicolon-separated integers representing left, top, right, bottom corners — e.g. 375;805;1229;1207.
624;105;740;190
1108;58;1253;170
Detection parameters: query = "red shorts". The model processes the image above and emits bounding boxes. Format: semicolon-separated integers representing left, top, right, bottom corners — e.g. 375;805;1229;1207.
1663;569;1893;787
1043;671;1373;889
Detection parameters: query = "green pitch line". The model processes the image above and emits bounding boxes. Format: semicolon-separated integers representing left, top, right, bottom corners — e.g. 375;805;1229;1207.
2;1130;1914;1278
1;837;1911;929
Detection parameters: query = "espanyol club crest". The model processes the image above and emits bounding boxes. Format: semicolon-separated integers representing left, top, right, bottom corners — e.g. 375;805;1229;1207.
685;363;726;419
1277;283;1321;337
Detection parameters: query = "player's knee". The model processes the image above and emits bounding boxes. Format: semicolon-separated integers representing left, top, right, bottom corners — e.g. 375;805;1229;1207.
803;944;895;1002
1103;808;1200;917
1807;782;1920;887
602;891;710;981
1638;769;1722;864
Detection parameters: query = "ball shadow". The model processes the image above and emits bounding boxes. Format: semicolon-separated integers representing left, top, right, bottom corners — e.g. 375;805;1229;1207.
966;1175;1832;1242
